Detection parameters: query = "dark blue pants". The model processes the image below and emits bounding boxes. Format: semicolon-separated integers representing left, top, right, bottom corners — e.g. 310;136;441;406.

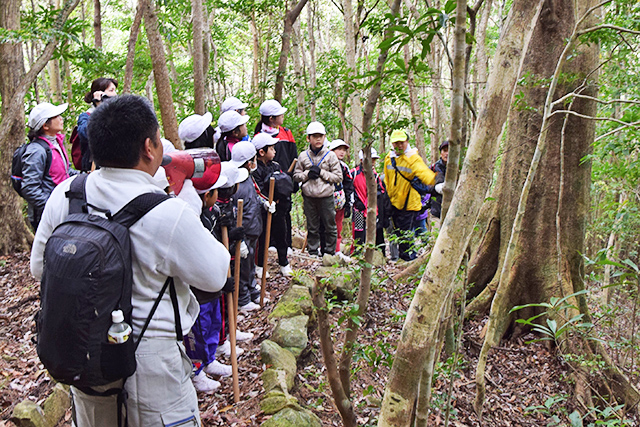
391;207;418;261
184;299;222;372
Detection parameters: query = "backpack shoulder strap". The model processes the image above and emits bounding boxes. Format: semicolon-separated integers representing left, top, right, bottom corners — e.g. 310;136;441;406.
65;174;89;214
112;192;171;229
33;138;53;179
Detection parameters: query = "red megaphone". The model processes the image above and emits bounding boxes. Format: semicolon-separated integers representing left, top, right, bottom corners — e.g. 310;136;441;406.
161;148;221;195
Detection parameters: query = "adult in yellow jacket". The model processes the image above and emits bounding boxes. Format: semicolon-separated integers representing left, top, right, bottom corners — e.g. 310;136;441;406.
383;130;436;260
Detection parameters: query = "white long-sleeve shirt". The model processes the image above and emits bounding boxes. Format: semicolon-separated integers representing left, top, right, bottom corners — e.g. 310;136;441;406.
31;167;230;339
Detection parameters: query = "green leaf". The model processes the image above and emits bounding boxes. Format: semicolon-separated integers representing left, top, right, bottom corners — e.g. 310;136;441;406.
465;32;476;45
444;0;456;14
568;410;583;427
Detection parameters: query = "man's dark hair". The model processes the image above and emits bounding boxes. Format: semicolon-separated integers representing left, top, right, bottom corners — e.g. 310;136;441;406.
88;95;159;168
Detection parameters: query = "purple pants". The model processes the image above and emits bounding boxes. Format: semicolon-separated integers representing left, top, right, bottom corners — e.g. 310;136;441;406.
184;299;222;372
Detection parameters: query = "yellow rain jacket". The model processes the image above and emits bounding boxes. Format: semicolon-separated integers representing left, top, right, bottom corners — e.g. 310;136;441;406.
383;147;436;211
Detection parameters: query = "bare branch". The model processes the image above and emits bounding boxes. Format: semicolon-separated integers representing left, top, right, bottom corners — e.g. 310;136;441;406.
578;24;640;37
595;120;640;143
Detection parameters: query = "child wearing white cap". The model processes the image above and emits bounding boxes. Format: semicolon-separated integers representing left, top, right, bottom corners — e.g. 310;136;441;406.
178;113;215;149
20;102;77;230
215;111;250;162
293;122;343;257
252;133;295;277
254;100;298;253
327;139;354;254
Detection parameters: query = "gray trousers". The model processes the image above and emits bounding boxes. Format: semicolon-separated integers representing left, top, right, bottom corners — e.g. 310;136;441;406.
303;195;337;255
72;339;200;427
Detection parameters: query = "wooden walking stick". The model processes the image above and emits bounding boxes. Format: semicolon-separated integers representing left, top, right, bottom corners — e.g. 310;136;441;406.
287;158;298;173
260;178;275;307
233;199;244;320
221;226;240;403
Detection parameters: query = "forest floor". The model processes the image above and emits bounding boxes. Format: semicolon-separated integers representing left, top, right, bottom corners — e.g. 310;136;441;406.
1;247;637;426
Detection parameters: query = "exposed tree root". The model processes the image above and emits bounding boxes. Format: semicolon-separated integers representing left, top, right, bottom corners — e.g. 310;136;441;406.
391;250;431;282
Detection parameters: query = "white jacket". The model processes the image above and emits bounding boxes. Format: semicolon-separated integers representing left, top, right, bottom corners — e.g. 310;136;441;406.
31;168;230;339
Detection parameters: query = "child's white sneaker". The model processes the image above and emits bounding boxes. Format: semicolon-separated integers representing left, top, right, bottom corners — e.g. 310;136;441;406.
240;301;260;312
192;370;220;393
215;340;244;358
255;266;270;279
280;265;293;277
204;360;232;378
235;329;254;342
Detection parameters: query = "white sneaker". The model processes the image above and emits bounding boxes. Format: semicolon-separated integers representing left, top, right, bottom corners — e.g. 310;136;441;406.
204;360;232;378
235;329;254;342
253;295;270;304
240;301;260;312
287;247;294;256
255;266;270;279
268;246;277;253
215;340;244;358
280;265;293;277
192;370;220;393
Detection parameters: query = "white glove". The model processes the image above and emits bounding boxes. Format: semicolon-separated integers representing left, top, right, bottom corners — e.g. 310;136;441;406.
263;200;276;214
435;183;445;194
240;241;249;258
177;179;202;216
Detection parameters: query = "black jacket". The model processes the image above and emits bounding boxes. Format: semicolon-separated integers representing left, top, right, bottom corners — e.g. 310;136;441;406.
429;158;446;218
254;159;293;212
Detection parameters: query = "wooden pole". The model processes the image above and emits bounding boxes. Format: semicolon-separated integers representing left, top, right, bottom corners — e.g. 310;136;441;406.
260;178;276;307
233;199;244;320
287;158;298;173
221;226;240;403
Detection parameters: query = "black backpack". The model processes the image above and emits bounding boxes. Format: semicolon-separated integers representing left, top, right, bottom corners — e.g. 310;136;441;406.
36;174;180;392
11;139;52;197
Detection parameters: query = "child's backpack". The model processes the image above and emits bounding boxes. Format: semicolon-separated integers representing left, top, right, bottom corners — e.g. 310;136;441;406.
36;174;179;392
10;139;52;197
69;125;83;170
271;170;294;202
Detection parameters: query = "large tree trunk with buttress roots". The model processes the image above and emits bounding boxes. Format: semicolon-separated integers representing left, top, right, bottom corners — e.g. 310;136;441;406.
470;0;640;416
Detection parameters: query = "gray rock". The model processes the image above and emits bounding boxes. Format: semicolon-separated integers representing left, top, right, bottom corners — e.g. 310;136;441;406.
315;266;357;300
11;400;46;427
260;390;298;414
269;286;313;321
291;274;315;290
260;407;322;427
42;383;70;427
262;368;293;393
261;340;297;386
371;249;387;266
272;315;309;351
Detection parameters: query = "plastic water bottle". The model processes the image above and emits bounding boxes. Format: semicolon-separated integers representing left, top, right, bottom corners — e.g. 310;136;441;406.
107;310;132;344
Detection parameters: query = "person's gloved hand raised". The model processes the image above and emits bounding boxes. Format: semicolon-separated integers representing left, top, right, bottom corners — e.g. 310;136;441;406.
308;165;321;180
239;241;249;258
176;179;202;216
228;226;245;242
435;183;445;194
222;277;235;293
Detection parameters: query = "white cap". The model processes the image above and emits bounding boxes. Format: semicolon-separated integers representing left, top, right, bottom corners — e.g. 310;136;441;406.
229;140;257;167
28;102;68;131
306;121;326;135
259;99;287;116
178;113;212;143
328;139;349;151
252;133;278;151
221;96;248;113
358;148;379;160
111;310;124;323
218;110;250;133
161;138;178;154
196;173;228;194
216;161;250;189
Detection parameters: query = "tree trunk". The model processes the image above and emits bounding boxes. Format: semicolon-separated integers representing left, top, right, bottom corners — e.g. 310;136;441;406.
291;20;306;117
49;59;63;103
273;0;309;102
141;0;180;145
0;0;80;254
249;13;260;95
191;0;205;114
403;43;427;161
441;0;467;221
473;0;640;416
344;0;363;152
475;0;493;97
377;1;544;425
93;0;102;49
122;3;143;94
307;1;317;120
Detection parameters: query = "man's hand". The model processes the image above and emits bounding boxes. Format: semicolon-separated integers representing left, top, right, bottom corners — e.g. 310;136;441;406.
435;183;445;194
308;165;321;180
